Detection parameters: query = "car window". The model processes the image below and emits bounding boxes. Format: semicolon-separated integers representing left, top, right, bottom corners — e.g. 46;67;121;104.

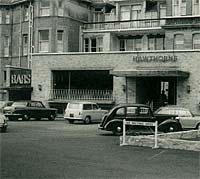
178;110;192;117
35;102;44;108
83;104;92;110
92;104;99;110
12;102;27;107
139;107;150;116
126;107;138;116
115;107;125;116
68;103;82;109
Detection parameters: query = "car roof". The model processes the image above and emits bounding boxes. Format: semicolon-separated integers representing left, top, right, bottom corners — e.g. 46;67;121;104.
115;103;150;108
68;101;97;105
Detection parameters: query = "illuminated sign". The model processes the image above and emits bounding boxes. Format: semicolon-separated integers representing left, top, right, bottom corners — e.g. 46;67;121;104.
10;69;31;87
133;55;178;63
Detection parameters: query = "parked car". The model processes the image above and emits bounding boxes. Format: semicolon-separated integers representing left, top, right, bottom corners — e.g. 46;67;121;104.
0;113;8;132
0;101;13;113
64;101;107;124
4;101;57;121
98;103;181;135
155;106;200;130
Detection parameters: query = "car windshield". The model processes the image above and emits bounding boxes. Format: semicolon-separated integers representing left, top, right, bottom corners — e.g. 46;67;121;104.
12;102;27;107
68;103;82;109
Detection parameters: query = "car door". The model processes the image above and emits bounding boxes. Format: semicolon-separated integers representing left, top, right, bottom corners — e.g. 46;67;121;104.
91;104;102;122
83;104;93;120
178;110;197;129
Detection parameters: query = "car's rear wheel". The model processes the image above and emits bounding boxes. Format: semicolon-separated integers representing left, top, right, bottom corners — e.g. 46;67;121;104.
23;114;30;121
48;114;55;121
112;123;123;136
196;123;200;130
68;119;74;124
165;123;179;133
84;116;91;124
1;126;7;132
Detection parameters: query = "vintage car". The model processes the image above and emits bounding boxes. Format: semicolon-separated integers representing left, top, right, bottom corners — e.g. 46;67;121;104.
155;106;200;130
98;103;181;135
0;113;8;132
0;101;13;113
4;101;57;121
64;101;107;124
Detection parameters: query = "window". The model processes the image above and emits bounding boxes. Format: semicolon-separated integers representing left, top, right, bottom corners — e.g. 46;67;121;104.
57;30;63;52
84;37;103;52
92;104;99;110
83;104;92;110
23;5;29;21
172;0;186;16
0;10;2;24
135;38;142;51
23;34;28;55
193;34;200;49
120;5;142;21
58;0;64;16
146;0;158;11
174;34;184;49
193;0;200;15
4;36;9;57
3;71;7;82
115;108;125;116
120;5;130;21
40;0;50;16
127;107;138;116
39;30;49;52
5;10;10;24
120;39;126;51
84;38;89;52
148;36;165;50
139;107;150;116
119;37;142;51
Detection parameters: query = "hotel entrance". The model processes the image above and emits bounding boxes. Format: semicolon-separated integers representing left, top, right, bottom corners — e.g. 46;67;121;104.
136;77;177;111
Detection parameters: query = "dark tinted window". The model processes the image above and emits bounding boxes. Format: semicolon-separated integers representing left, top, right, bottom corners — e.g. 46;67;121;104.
92;104;99;110
83;104;92;110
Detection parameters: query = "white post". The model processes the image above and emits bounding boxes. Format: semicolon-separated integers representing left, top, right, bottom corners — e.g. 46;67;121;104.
153;121;158;149
122;119;126;146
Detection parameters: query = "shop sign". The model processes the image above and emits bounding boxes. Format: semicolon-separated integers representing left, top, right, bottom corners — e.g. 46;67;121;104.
10;69;31;87
133;55;178;63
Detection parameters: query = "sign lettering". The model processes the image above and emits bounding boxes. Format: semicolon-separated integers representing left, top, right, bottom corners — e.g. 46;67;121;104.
133;55;178;63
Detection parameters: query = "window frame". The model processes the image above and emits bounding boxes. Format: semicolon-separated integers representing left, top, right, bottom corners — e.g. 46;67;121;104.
39;30;49;52
193;33;200;49
40;0;50;16
57;30;64;52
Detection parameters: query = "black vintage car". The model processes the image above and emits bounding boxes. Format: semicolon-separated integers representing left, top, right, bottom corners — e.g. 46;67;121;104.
98;104;181;135
4;101;57;121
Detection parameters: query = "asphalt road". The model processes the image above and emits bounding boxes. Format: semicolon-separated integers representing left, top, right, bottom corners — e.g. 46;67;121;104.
0;119;199;179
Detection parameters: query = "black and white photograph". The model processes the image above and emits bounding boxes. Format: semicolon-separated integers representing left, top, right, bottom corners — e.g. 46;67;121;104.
0;0;200;178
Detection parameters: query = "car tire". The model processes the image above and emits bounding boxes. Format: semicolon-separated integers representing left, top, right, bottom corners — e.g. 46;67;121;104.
196;123;200;130
165;123;179;133
1;126;7;132
112;123;123;136
68;119;74;124
23;114;30;121
48;114;55;121
84;116;91;124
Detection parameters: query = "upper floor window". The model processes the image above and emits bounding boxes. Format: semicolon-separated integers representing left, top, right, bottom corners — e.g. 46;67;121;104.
193;34;200;49
23;34;28;55
172;0;186;16
23;5;29;21
4;36;9;57
40;0;50;16
5;10;10;24
0;10;2;24
57;30;63;52
39;30;49;52
119;37;142;51
174;34;184;49
58;0;64;16
193;0;200;15
148;36;165;50
120;5;142;21
84;37;103;52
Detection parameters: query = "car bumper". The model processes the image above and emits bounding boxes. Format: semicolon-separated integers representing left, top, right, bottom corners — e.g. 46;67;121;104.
0;122;7;127
64;117;83;121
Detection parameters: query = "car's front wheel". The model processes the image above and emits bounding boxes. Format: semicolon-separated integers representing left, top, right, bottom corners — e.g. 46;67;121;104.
84;116;91;124
23;114;30;121
48;114;55;121
165;123;179;133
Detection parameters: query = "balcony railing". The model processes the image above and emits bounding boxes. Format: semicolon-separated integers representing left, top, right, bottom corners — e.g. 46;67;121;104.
82;18;166;31
48;89;114;102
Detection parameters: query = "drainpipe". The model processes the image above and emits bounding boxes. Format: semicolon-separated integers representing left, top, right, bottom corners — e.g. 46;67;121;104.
28;1;33;69
18;5;22;67
125;77;128;103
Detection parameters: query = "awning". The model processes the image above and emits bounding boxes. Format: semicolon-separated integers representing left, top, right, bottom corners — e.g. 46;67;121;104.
110;68;189;78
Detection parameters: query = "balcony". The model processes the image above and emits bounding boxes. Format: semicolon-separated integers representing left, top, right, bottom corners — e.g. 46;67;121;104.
48;89;114;103
82;18;165;32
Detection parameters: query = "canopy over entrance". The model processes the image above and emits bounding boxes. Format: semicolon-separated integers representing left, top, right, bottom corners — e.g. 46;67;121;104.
110;67;189;78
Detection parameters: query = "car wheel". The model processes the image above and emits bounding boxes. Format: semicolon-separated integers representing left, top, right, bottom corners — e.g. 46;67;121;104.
1;126;7;132
23;114;30;121
84;116;91;124
68;119;74;124
48;115;55;121
112;123;123;136
165;123;178;133
196;123;200;130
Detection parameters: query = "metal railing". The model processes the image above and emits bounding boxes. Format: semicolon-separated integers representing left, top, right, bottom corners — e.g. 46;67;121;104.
49;89;114;101
82;18;165;31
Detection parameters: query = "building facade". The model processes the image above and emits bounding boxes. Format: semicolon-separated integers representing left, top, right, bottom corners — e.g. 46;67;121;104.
0;0;91;101
1;0;200;114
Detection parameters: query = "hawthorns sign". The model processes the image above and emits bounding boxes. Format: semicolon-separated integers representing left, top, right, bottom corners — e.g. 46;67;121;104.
133;55;178;63
10;69;31;87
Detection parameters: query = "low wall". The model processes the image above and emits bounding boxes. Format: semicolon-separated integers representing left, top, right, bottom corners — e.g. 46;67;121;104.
120;130;200;151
